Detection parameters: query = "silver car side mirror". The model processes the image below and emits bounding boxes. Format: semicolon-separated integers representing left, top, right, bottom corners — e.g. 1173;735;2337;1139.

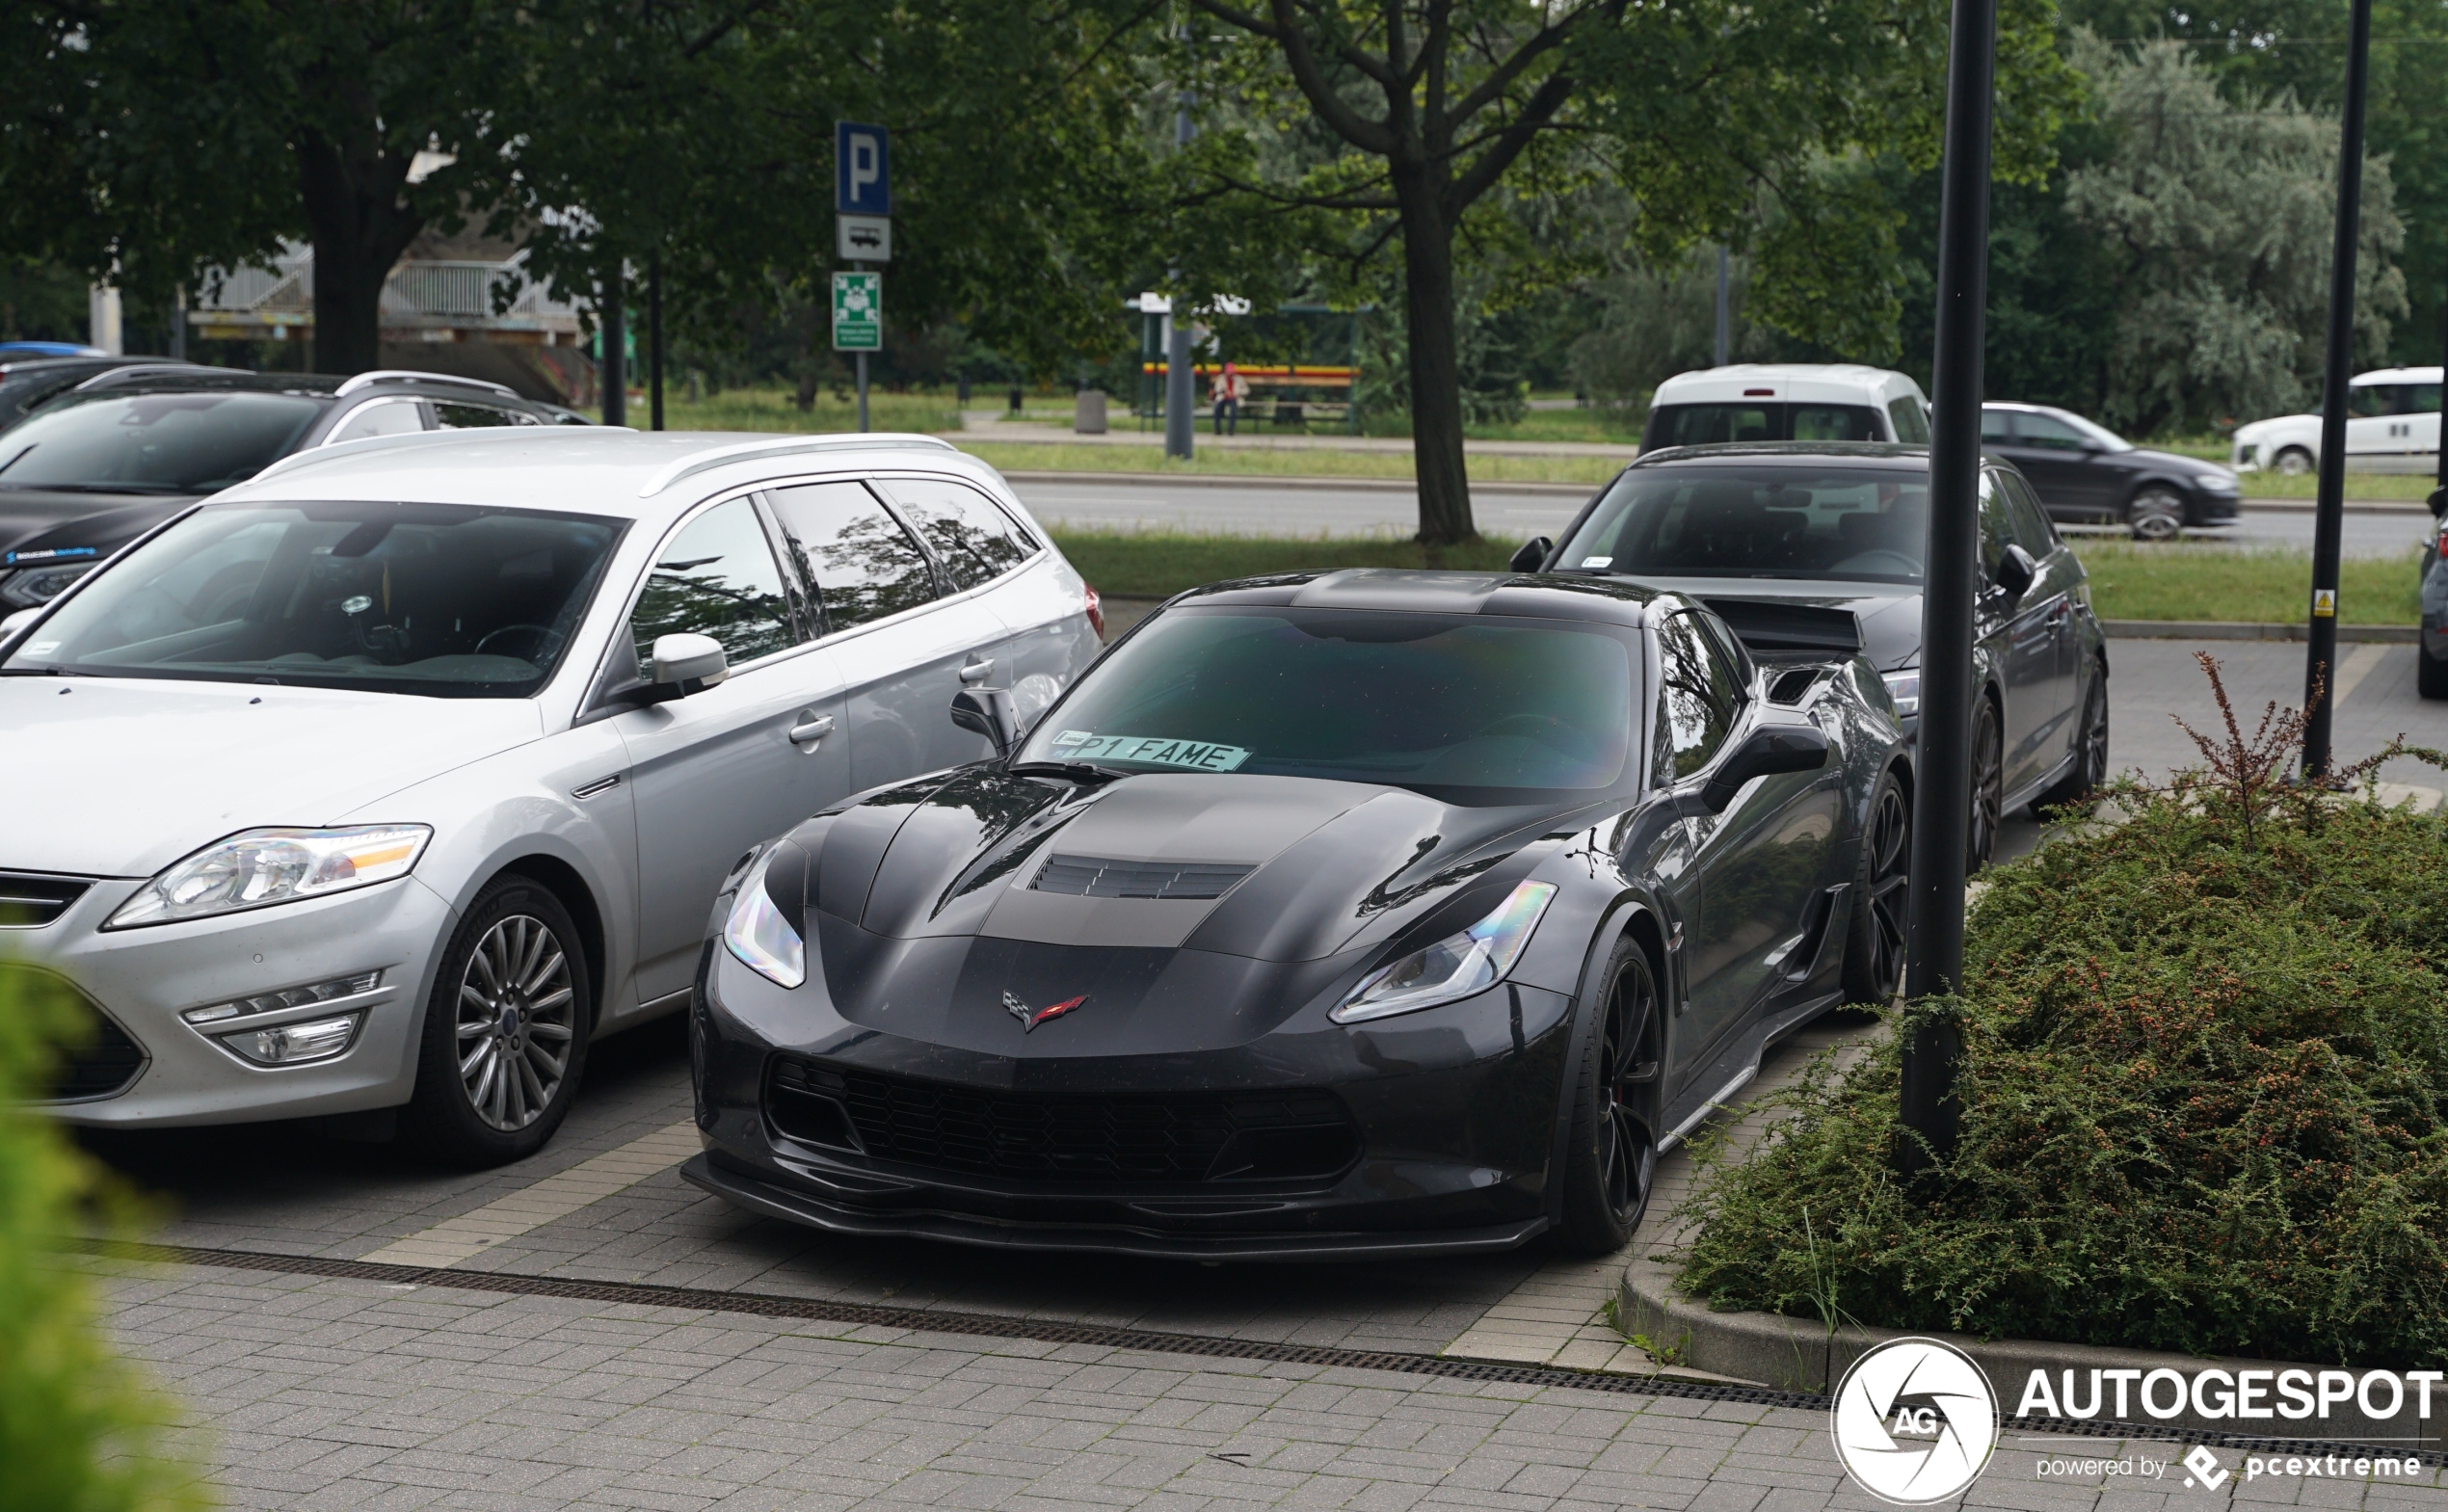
651;632;729;691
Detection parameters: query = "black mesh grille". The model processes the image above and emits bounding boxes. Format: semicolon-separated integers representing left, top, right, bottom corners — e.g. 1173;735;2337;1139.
1030;855;1253;900
0;872;92;928
0;967;147;1101
768;1060;1357;1184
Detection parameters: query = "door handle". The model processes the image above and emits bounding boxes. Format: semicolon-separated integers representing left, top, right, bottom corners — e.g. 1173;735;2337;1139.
959;658;995;683
788;714;835;746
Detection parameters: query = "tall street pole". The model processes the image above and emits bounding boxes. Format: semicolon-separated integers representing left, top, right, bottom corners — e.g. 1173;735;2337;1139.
1898;0;1998;1176
600;264;626;429
649;255;666;432
1714;247;1731;368
2303;0;2374;779
1164;74;1196;461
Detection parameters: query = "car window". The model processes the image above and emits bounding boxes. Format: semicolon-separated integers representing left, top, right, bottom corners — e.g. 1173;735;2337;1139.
1790;405;1882;442
432;401;530;429
1979;471;2013;579
1980;409;2014;444
2403;384;2440;415
2347;384;2396;419
1890;398;1932;444
1655;612;1734;783
2000;472;2059;555
628;497;795;676
1650;404;1778;447
2012;411;2090;451
0;391;325;491
881;476;1037;591
327;398;427;443
765;480;939;631
1555;463;1931;583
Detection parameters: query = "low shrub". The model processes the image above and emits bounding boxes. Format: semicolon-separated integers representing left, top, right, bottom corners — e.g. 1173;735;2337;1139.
1676;660;2448;1366
0;965;207;1510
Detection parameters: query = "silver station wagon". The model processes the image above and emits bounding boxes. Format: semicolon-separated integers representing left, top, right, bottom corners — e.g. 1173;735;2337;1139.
0;429;1103;1163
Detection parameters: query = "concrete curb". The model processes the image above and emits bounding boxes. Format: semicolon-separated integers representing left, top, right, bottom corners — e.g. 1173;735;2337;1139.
1618;1247;2444;1451
2103;620;2417;643
2237;496;2433;514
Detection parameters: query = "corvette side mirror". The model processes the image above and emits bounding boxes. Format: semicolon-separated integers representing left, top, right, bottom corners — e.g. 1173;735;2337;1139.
951;686;1020;756
1993;542;2037;597
1677;724;1828;816
1509;537;1553;573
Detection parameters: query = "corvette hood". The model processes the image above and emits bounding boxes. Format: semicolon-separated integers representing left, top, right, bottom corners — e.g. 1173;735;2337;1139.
0;487;198;561
0;677;543;877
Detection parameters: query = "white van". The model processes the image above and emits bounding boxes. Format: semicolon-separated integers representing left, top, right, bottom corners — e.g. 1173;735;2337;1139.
2229;367;2442;475
1641;363;1931;452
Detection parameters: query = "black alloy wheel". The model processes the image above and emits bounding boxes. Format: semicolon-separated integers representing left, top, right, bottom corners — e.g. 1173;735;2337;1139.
1842;770;1911;1004
1556;940;1662;1255
2037;664;2111;809
407;878;594;1167
1969;698;2004;872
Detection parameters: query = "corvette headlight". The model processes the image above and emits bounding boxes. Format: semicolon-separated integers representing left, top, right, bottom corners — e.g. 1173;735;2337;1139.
0;559;95;608
723;846;805;988
105;825;432;930
1332;880;1557;1024
1881;670;1921;719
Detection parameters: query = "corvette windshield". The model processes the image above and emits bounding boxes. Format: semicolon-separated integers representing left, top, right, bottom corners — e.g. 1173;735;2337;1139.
1555;464;1929;584
1020;608;1636;799
4;499;623;697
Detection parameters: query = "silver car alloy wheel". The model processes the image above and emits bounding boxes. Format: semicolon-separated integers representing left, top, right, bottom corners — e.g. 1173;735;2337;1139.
455;914;576;1131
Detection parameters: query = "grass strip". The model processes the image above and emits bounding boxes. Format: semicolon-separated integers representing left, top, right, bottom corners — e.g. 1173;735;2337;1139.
965;441;1620;486
1049;530;2425;624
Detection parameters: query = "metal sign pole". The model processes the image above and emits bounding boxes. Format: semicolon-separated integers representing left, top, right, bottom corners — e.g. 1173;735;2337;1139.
1898;0;1999;1175
2303;0;2375;779
649;255;665;433
855;258;870;434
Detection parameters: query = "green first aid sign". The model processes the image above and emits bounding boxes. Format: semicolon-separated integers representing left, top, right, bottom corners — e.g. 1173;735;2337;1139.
832;272;881;351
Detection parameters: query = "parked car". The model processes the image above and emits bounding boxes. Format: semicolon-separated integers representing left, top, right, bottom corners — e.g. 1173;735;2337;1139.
1980;402;2241;541
0;366;580;610
0;430;1103;1165
1641;364;1931;452
2230;367;2443;476
0;354;194;432
685;570;1909;1258
2422;502;2448;699
1515;440;2109;868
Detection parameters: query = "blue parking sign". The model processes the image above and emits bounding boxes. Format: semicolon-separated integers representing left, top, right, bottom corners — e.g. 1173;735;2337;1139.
836;121;891;216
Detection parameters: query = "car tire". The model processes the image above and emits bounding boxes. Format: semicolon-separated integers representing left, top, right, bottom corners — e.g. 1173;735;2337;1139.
2127;487;2185;542
406;877;593;1168
1841;768;1910;1004
2422;638;2448;701
2036;660;2110;810
1969;697;2004;872
2275;447;2314;476
1554;937;1662;1256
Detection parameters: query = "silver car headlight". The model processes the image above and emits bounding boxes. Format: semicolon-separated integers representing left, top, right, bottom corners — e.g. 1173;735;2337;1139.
1881;669;1921;719
104;825;433;930
1332;881;1557;1024
723;847;806;988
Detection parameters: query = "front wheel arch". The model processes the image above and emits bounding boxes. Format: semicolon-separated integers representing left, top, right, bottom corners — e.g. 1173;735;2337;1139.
1542;897;1668;1228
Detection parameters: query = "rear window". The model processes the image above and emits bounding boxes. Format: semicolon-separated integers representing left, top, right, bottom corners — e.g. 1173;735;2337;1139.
1644;403;1884;450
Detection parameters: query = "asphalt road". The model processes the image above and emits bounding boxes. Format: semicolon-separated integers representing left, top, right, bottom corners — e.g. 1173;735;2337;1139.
1012;476;2434;557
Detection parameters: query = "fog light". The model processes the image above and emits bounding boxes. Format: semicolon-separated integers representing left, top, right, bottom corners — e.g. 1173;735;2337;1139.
220;1012;361;1066
183;969;382;1025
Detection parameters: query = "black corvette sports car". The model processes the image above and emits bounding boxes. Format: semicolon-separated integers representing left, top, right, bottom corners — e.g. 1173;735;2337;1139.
683;570;1912;1259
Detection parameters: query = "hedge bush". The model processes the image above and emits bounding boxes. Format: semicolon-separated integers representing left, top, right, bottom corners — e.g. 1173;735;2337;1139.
1676;660;2448;1366
0;965;207;1510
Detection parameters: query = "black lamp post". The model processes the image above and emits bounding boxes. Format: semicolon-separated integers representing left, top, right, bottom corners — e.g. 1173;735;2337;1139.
2302;0;2375;779
1898;0;1999;1174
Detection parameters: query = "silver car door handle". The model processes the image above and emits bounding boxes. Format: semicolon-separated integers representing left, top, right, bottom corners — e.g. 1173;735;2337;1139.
789;715;836;745
959;659;995;683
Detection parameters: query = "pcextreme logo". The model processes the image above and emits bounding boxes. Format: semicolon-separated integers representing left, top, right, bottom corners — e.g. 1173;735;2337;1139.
1830;1339;2001;1505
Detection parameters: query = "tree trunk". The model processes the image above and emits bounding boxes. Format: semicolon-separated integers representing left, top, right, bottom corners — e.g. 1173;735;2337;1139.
1392;164;1476;545
295;127;422;376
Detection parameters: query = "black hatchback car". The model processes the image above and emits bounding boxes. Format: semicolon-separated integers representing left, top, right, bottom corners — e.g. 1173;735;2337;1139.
1516;441;2110;867
0;366;580;610
1981;403;2242;541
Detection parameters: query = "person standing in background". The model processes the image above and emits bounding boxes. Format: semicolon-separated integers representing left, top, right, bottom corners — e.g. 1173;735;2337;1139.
1211;361;1245;436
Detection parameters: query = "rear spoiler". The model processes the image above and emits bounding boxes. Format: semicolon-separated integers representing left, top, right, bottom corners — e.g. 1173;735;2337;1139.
1701;597;1863;654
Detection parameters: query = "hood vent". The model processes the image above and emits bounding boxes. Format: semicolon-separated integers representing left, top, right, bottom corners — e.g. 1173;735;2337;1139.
1032;855;1254;901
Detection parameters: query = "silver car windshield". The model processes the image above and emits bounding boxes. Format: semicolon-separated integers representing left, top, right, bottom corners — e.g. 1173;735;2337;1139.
1018;607;1637;801
4;500;624;697
0;391;328;492
1553;464;1929;584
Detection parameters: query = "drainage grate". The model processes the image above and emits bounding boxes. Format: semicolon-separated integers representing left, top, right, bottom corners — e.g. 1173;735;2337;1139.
1031;855;1253;900
77;1240;2448;1466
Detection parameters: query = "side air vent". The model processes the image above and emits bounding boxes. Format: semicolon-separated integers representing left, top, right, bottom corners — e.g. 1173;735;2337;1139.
1767;668;1825;705
0;872;93;928
1031;855;1254;901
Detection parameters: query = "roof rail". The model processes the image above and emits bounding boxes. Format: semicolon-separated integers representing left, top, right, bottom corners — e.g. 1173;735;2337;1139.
333;369;522;399
635;433;961;498
71;362;245;391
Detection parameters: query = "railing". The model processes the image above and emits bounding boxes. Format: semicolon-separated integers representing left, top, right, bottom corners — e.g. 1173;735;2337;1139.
191;247;582;328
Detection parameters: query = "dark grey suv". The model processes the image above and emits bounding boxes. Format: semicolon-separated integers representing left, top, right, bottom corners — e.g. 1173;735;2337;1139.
0;367;583;609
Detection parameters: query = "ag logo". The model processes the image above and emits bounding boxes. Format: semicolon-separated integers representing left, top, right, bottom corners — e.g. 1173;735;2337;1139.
1829;1339;1999;1504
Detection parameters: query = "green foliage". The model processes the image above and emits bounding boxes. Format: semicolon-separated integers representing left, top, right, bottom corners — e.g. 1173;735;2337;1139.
0;967;206;1510
1676;668;2448;1366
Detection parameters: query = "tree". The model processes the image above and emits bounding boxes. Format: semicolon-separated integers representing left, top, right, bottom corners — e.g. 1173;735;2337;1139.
1173;0;2076;543
5;1;543;373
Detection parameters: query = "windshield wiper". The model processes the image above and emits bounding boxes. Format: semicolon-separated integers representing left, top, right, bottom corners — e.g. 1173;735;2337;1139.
1007;759;1133;783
